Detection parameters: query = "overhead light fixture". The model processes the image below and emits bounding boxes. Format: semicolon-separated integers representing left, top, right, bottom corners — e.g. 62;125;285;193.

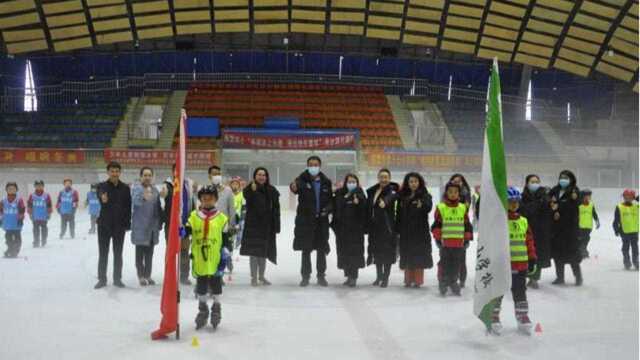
283;37;289;45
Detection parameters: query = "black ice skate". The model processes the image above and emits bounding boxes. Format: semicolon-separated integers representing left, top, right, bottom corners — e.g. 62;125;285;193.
210;302;221;329
195;302;209;330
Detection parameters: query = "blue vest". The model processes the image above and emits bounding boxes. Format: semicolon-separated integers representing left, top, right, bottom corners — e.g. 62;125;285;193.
2;197;21;231
87;191;101;216
31;193;49;221
59;190;75;215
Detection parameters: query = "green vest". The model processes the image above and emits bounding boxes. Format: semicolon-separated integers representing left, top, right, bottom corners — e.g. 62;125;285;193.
233;192;244;216
618;203;639;234
188;210;228;277
437;203;467;239
579;203;594;230
508;216;529;263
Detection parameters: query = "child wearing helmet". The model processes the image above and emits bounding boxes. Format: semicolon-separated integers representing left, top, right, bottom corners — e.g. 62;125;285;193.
1;182;26;258
431;181;473;296
28;180;53;247
577;189;600;259
490;186;537;336
613;189;639;271
184;185;230;330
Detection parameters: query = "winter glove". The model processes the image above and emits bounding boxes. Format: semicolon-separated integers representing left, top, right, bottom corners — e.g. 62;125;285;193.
435;240;442;250
528;260;537;276
464;240;470;249
215;248;231;277
595;220;601;230
179;226;188;238
615;231;620;237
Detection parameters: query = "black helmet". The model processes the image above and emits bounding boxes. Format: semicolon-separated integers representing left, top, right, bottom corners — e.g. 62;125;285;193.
197;185;218;200
581;189;592;196
5;182;18;191
90;183;99;190
34;180;44;186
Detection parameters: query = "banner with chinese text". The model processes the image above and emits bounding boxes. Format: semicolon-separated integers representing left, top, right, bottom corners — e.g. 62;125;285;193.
222;129;358;150
104;149;217;168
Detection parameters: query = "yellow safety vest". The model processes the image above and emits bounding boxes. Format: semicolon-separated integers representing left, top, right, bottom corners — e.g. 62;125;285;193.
437;203;467;239
508;216;529;263
188;210;228;277
579;203;594;230
618;203;639;234
233;192;244;216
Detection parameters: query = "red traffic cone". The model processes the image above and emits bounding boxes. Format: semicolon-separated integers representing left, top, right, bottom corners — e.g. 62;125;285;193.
534;323;542;334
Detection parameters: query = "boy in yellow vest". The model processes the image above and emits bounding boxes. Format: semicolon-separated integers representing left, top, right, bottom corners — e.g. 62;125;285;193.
613;189;639;271
491;187;538;335
431;182;473;296
185;185;230;330
578;189;600;259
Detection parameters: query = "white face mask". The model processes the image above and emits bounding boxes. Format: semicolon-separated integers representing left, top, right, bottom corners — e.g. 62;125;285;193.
346;182;358;191
211;175;222;185
307;166;320;176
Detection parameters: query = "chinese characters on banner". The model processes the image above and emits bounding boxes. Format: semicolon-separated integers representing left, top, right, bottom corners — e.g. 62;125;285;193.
0;149;85;164
222;130;357;150
104;149;217;168
366;151;482;171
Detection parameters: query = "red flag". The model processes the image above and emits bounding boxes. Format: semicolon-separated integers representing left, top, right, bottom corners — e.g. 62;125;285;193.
151;109;187;340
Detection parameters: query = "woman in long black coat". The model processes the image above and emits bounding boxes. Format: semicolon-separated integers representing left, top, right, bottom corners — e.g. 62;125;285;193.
240;167;281;286
396;172;433;288
331;173;367;287
519;174;553;289
366;168;400;288
548;169;582;286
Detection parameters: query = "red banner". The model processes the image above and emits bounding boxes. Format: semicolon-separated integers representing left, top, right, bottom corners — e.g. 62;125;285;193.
104;149;217;168
222;130;357;150
0;148;85;165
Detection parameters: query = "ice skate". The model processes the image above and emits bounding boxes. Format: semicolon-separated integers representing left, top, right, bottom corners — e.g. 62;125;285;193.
210;302;221;329
195;302;209;330
517;315;533;336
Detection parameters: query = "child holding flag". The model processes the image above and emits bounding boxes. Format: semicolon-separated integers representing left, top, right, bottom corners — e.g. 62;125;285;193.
1;182;26;258
613;189;639;270
431;181;473;296
28;180;52;247
185;185;230;330
490;187;537;335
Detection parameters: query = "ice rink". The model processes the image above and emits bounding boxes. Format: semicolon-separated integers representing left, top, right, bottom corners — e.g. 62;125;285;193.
0;207;637;360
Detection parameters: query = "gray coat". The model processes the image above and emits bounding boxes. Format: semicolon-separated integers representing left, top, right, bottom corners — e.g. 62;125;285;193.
215;184;237;227
130;183;163;246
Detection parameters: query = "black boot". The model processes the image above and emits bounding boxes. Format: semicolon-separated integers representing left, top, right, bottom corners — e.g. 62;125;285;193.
299;277;310;287
373;264;382;286
195;302;209;330
210;301;221;329
450;282;461;296
347;277;357;288
317;275;328;287
439;282;447;296
571;263;583;286
552;261;565;285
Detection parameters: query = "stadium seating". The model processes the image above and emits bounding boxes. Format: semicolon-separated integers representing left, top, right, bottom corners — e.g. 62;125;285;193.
0;97;126;149
184;83;402;150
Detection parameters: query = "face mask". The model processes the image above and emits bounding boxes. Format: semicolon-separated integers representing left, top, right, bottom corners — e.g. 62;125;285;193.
211;175;222;185
307;166;320;176
558;178;570;188
346;182;357;191
528;183;540;193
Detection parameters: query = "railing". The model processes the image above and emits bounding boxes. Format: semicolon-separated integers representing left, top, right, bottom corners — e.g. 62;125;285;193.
1;72;564;115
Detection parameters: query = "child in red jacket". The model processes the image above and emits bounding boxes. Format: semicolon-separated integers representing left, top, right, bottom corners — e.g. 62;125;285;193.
491;187;538;336
431;182;473;296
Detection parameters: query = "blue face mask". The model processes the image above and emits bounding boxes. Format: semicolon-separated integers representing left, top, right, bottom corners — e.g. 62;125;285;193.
346;182;357;192
558;178;570;188
528;183;541;193
307;166;320;176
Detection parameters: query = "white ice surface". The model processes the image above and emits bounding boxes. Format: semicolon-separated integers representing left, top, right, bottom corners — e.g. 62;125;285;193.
0;209;637;360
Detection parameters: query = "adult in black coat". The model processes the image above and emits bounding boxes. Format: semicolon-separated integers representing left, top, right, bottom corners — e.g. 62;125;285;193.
331;173;367;287
366;168;400;288
549;170;582;286
95;161;132;289
396;172;433;288
448;173;471;288
519;174;553;289
240;167;281;286
290;156;333;287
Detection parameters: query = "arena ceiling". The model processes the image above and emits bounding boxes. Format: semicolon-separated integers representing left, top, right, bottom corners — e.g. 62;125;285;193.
0;0;638;88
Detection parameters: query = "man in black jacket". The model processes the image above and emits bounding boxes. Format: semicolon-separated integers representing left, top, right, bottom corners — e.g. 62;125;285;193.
95;161;132;289
290;156;333;287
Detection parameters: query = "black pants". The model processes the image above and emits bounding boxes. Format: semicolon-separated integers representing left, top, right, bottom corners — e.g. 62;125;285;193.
301;250;327;278
440;247;465;286
4;230;22;257
554;259;582;281
250;256;267;280
459;248;468;285
495;271;528;318
33;221;48;247
195;275;222;296
97;227;125;282
60;213;75;238
344;266;359;279
375;263;391;280
577;229;592;259
135;244;155;279
621;233;639;268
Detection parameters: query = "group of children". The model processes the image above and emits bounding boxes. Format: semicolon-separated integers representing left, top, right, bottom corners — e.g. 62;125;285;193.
0;180;101;258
